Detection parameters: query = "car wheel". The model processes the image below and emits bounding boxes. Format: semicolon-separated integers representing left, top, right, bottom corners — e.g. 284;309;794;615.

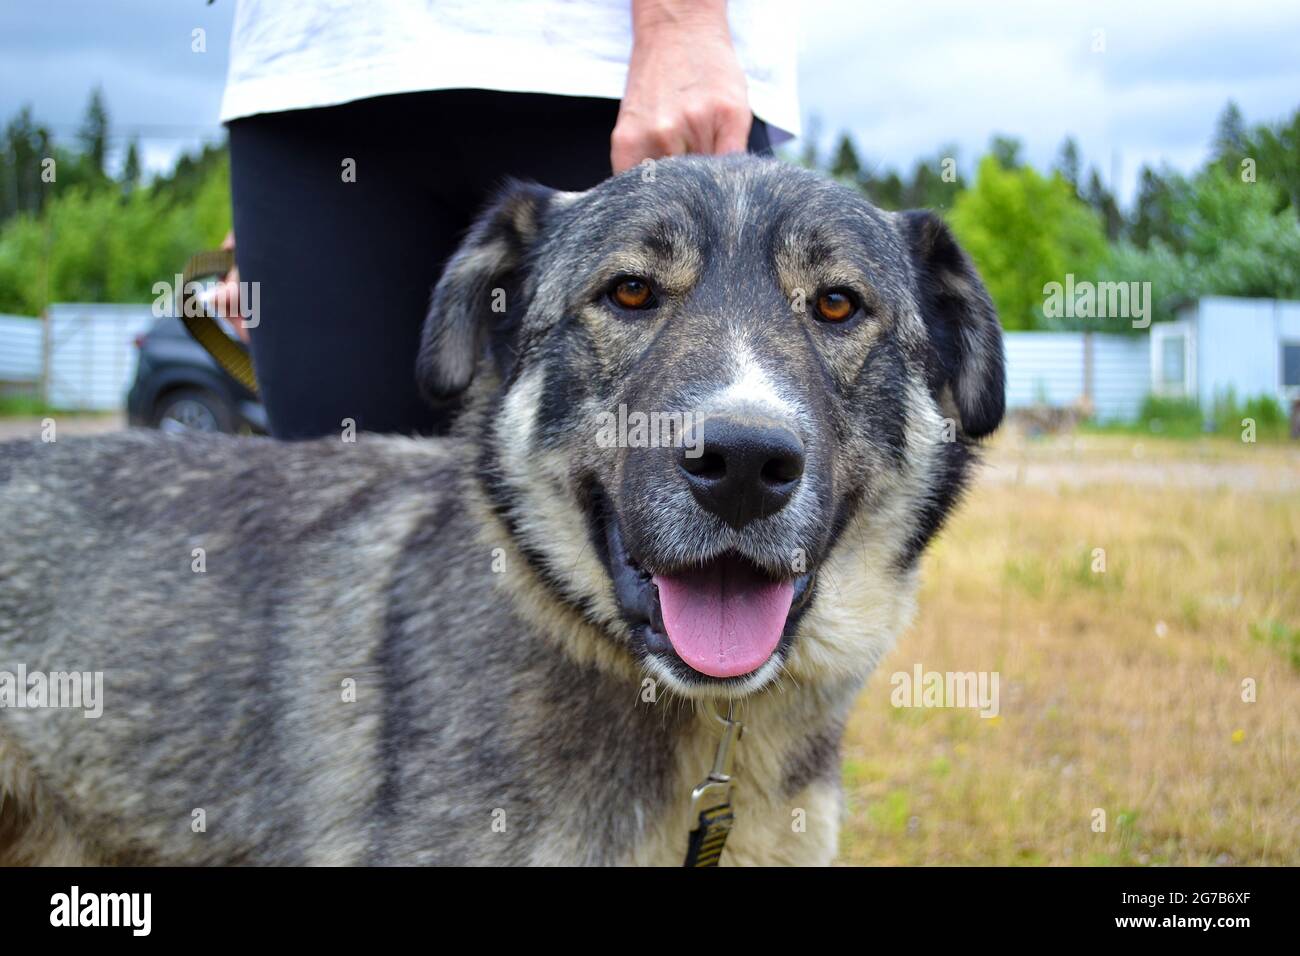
154;388;235;434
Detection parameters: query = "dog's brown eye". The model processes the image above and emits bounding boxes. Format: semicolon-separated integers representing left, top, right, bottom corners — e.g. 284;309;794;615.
610;278;654;310
815;290;857;322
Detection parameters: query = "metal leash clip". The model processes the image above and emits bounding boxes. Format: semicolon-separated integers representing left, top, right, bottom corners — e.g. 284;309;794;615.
683;701;743;867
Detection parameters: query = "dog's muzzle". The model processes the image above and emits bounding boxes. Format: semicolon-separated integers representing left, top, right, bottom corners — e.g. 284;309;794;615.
593;487;818;686
677;415;805;530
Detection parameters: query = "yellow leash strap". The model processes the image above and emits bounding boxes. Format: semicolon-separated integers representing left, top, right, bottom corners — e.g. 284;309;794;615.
178;249;260;396
683;702;743;867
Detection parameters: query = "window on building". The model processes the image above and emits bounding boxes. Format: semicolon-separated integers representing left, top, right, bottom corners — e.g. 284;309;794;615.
1160;335;1186;388
1283;343;1300;387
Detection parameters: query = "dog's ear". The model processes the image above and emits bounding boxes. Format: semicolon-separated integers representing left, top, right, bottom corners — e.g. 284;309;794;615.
417;180;556;401
899;210;1005;438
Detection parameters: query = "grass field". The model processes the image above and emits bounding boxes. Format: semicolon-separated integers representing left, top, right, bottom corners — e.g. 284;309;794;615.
838;431;1300;865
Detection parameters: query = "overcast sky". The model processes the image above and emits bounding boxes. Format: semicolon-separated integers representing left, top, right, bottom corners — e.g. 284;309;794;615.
2;0;1297;205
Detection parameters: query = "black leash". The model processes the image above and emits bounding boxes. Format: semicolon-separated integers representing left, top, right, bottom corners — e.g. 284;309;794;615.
178;248;260;396
683;702;743;867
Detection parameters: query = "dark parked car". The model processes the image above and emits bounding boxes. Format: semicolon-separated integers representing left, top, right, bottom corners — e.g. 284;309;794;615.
126;317;266;434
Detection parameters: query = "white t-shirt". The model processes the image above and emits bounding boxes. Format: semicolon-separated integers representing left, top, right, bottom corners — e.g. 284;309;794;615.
220;0;800;143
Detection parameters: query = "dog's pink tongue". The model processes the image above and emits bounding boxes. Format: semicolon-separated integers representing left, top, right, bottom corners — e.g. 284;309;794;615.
653;558;794;678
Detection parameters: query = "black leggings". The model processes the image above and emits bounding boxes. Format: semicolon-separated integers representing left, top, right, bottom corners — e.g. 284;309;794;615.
229;90;773;439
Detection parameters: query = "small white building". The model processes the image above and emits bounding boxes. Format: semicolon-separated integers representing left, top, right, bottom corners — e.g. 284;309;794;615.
1003;296;1300;424
1157;296;1300;410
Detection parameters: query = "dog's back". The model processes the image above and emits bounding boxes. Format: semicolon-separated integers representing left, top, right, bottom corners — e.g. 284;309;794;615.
0;431;454;864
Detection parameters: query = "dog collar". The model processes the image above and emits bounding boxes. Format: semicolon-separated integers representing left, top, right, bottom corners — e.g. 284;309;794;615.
682;701;743;867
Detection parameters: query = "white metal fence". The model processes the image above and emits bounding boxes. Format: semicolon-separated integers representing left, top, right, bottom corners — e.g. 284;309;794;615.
43;304;154;410
0;305;156;410
0;314;42;387
1004;331;1149;422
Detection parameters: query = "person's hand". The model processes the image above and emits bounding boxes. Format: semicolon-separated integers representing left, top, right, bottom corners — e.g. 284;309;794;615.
210;230;249;343
611;0;751;174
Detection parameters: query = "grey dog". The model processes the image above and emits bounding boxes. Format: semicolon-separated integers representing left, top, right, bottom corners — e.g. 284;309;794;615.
0;155;1003;865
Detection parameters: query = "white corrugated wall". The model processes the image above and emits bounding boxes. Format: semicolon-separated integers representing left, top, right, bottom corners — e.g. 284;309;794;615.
1090;335;1150;420
1003;331;1150;422
0;314;42;383
45;303;155;410
1194;298;1279;407
1004;332;1085;409
1194;297;1300;407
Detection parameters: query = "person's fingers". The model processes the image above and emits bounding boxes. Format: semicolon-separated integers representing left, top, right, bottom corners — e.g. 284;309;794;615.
213;265;250;344
681;101;717;155
711;100;752;156
611;117;689;173
610;125;640;174
214;232;249;343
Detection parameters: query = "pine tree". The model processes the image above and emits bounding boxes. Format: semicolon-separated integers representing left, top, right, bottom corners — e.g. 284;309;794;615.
989;135;1023;171
1084;168;1122;241
121;139;141;194
1054;136;1082;194
829;133;863;183
78;86;110;177
1212;101;1247;166
1;106;52;220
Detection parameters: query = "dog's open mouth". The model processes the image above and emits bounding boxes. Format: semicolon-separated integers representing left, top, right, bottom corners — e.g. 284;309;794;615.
650;559;793;678
594;490;816;682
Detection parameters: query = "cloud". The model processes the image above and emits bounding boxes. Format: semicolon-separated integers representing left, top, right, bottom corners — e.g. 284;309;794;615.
0;0;230;175
796;0;1300;202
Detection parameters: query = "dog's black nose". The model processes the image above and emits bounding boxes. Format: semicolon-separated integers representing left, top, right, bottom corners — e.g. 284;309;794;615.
678;418;805;529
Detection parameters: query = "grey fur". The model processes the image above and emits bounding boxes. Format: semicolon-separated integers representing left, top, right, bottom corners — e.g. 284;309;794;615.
0;156;1002;865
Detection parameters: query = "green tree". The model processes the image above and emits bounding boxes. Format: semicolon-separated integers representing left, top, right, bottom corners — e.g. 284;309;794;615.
0;145;231;314
121;139;141;194
828;132;863;182
1104;167;1300;324
862;168;905;209
948;155;1109;330
1;106;53;221
1212;100;1247;168
1128;164;1189;250
989;134;1023;170
903;147;965;211
1084;167;1122;240
78;87;110;178
1053;136;1082;194
1241;106;1300;212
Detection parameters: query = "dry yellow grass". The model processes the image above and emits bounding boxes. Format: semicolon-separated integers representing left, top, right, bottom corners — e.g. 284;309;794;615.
837;432;1300;865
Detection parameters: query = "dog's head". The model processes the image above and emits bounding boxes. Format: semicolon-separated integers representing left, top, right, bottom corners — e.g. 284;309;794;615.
419;156;1003;698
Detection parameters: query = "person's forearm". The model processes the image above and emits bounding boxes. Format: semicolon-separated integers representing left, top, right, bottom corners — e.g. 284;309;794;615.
612;0;750;172
632;0;730;39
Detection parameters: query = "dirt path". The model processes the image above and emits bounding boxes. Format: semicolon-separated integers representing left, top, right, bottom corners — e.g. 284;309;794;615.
0;413;126;442
980;435;1300;492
